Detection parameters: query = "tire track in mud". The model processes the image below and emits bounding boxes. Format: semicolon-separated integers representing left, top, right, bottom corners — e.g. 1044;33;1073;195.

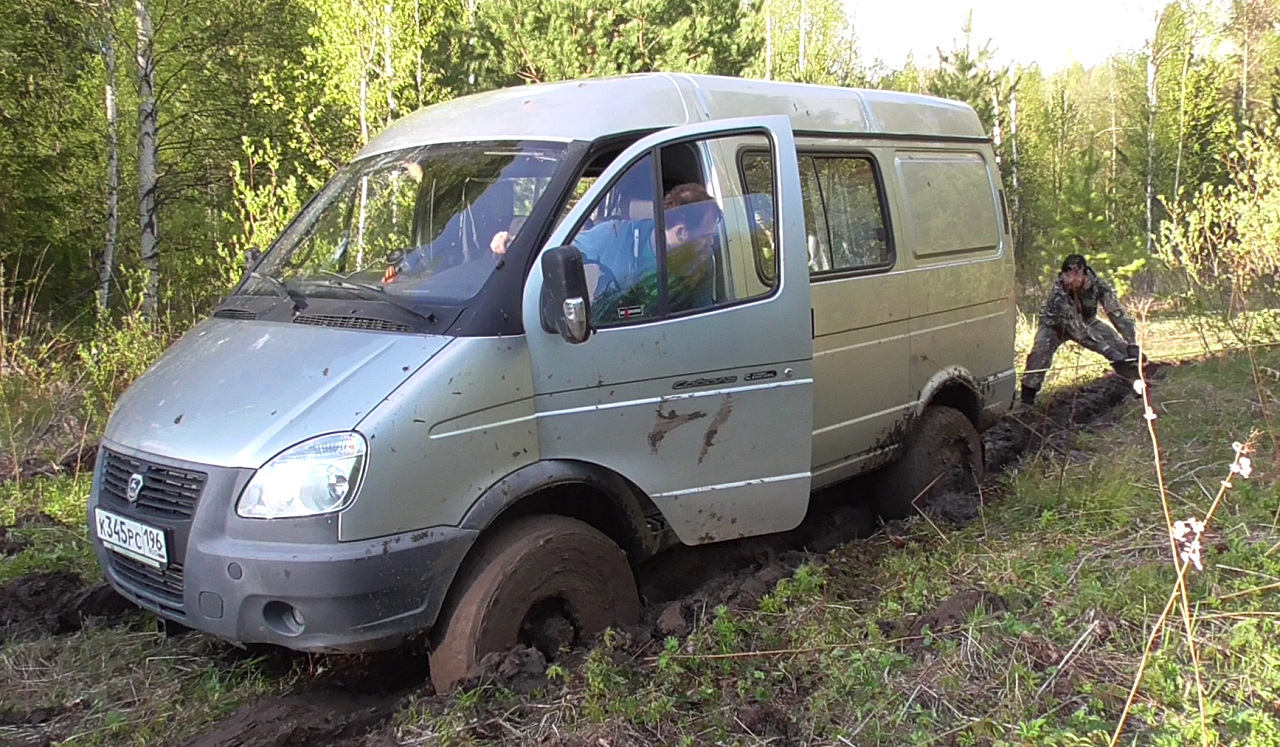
0;370;1155;746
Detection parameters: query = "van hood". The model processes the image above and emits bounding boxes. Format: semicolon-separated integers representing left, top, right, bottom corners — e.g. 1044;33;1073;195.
104;319;452;468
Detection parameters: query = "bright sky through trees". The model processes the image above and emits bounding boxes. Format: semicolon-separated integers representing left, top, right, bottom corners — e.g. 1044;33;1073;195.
850;0;1167;71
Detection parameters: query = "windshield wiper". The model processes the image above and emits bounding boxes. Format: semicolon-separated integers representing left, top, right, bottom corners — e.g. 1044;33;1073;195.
315;276;437;324
248;271;307;311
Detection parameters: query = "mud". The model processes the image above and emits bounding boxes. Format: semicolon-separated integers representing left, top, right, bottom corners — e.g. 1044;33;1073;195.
736;702;803;742
0;571;134;645
0;512;136;645
183;690;401;747
984;365;1168;474
464;645;551;694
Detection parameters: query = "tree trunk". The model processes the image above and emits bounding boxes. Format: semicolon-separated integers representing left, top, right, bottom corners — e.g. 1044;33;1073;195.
414;0;423;109
1108;70;1117;224
383;0;395;125
798;0;806;77
135;0;159;318
99;1;120;315
1173;48;1191;201
765;6;773;80
1145;38;1158;254
1240;38;1248;117
1008;84;1022;250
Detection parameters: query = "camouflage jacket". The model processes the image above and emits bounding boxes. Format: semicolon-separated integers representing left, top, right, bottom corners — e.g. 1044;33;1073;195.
1038;269;1137;345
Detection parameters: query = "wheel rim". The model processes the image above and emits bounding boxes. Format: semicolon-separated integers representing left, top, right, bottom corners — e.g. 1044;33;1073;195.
519;597;578;660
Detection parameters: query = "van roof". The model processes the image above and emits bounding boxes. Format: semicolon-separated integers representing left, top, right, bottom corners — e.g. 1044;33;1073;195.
359;73;988;159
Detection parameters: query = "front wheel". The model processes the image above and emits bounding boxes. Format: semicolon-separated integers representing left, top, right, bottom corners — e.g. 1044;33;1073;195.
429;515;639;692
874;405;983;520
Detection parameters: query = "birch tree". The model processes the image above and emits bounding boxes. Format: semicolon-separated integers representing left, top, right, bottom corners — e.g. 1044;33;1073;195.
98;0;120;313
135;0;159;317
745;0;856;84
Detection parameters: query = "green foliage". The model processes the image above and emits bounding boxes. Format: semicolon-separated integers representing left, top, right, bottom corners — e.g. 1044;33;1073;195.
1156;116;1280;341
0;0;106;310
76;308;170;424
216;137;305;290
739;0;857;84
470;0;760;86
925;12;1011;136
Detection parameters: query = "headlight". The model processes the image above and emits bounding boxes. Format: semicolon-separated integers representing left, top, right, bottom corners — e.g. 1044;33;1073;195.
237;432;367;519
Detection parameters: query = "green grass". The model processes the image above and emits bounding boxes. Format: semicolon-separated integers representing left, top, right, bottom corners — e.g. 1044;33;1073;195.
0;628;294;746
0;474;98;583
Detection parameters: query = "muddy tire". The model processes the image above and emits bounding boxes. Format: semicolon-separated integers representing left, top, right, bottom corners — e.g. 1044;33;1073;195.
429;515;639;692
875;405;983;520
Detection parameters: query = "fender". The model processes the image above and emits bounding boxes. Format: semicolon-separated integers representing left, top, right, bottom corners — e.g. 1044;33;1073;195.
916;365;982;426
459;459;664;561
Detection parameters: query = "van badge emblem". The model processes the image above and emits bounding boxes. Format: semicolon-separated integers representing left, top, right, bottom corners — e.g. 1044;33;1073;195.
126;473;145;504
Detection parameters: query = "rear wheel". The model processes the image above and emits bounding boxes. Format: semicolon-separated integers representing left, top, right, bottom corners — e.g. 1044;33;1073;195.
875;405;982;520
429;514;639;692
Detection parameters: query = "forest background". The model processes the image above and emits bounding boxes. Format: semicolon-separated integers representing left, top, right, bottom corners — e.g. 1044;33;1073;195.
2;2;1280;743
1;0;1280;429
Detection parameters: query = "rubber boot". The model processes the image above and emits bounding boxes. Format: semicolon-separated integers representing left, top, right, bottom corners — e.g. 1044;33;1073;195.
1020;384;1038;406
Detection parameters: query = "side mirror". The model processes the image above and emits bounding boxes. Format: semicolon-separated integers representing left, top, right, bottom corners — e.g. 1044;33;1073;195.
540;246;592;344
243;247;263;274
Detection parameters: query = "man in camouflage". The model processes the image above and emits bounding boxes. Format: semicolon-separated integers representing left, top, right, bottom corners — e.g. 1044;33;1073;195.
1021;254;1146;406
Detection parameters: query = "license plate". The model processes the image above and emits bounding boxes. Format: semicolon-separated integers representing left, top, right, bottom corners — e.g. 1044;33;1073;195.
94;508;168;568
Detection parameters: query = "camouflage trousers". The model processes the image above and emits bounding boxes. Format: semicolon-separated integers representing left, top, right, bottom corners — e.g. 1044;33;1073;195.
1022;319;1129;391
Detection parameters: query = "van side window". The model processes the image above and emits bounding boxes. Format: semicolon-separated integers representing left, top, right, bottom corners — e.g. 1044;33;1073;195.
799;157;832;273
741;151;893;279
813;157;890;270
566;134;779;328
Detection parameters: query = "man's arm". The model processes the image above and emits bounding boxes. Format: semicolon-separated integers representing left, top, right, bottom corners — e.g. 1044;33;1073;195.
1097;280;1137;345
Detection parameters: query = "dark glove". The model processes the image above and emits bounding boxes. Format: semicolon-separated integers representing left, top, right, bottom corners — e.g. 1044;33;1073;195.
1104;346;1128;364
1126;344;1142;361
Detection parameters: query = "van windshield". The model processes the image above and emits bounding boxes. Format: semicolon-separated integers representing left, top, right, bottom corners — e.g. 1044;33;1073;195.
244;141;566;308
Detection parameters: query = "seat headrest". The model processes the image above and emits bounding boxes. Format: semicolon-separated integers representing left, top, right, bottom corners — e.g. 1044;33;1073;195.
628;198;654;221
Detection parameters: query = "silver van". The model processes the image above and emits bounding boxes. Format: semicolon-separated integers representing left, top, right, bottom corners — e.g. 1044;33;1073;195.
89;74;1015;690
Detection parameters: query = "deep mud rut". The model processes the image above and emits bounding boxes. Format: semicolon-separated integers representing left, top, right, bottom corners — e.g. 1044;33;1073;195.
0;368;1160;747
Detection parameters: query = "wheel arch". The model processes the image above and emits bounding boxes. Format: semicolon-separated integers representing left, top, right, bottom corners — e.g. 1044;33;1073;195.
917;366;982;430
458;459;665;567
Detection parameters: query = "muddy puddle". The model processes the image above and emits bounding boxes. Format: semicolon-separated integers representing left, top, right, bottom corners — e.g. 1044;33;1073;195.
0;514;135;647
0;369;1157;746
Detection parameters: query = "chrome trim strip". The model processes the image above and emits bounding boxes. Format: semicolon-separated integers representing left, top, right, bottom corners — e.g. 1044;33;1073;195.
653;471;811;499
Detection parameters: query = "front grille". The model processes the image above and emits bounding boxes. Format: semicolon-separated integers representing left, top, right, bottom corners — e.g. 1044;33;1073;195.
100;450;206;519
213;308;257;320
107;553;186;618
294;314;412;333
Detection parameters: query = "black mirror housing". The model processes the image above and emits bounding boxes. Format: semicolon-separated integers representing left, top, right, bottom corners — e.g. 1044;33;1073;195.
540;246;592;344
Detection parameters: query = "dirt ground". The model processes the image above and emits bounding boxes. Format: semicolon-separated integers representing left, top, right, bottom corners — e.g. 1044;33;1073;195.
0;368;1158;746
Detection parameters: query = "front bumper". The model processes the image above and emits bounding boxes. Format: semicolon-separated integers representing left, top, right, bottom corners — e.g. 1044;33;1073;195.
90;442;476;652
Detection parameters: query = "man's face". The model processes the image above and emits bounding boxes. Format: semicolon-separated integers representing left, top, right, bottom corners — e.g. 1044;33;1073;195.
1062;266;1086;293
664;211;720;252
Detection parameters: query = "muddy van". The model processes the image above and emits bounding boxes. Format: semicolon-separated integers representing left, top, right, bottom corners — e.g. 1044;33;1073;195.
89;73;1015;689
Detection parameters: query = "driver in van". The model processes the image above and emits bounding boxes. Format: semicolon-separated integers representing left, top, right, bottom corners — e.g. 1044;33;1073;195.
489;183;720;324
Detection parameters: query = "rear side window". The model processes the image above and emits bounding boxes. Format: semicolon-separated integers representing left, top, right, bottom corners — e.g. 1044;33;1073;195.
814;157;891;270
741;151;892;280
895;151;1000;258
